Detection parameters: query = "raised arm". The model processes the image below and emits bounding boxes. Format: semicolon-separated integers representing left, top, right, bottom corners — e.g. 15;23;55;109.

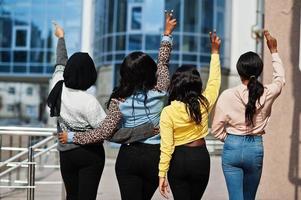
50;23;68;89
202;32;221;110
59;99;122;144
263;30;285;96
154;11;177;92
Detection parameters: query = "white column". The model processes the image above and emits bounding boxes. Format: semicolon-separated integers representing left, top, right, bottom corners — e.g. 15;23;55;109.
81;0;95;56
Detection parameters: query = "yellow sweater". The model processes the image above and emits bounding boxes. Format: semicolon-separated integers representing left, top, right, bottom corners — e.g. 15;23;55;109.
159;54;221;177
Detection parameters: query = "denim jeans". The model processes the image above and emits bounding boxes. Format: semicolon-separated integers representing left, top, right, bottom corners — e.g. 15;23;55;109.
222;134;264;200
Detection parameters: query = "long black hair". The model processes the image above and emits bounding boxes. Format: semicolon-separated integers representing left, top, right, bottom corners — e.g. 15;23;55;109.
236;51;264;126
107;51;157;109
168;65;209;124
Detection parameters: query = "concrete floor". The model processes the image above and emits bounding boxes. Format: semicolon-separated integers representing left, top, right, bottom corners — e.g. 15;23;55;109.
1;156;228;200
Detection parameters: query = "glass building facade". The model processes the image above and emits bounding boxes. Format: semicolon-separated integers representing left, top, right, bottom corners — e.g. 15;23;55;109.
0;0;83;79
94;0;231;86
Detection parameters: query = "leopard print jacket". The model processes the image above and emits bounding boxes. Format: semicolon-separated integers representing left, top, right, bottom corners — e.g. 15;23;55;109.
73;40;172;145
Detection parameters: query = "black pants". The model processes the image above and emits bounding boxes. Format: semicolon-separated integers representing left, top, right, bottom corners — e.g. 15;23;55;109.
168;145;210;200
59;144;105;200
115;143;160;200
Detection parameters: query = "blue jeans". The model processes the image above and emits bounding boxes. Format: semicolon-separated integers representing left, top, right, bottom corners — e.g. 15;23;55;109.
222;134;264;200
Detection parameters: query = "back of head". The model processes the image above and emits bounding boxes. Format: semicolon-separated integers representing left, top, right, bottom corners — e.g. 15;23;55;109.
236;51;264;126
168;65;209;124
64;52;97;91
108;51;157;107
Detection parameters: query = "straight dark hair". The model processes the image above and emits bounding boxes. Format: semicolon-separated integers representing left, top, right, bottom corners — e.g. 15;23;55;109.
168;65;209;124
107;51;157;109
236;51;264;126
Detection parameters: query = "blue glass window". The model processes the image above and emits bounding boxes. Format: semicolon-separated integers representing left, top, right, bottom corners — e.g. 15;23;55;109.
13;51;27;62
128;34;142;50
183;36;197;52
202;0;213;34
0;51;11;62
13;65;27;73
116;35;126;51
145;35;160;50
131;7;142;30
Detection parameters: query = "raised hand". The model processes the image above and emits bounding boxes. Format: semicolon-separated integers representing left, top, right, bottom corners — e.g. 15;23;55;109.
52;21;64;38
210;31;221;54
164;10;177;36
264;30;277;53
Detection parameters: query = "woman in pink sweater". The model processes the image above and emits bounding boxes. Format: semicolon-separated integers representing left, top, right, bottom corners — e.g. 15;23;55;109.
211;30;285;200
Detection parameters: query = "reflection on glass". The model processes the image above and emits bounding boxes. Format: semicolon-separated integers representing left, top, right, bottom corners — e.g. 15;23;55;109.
46;51;54;63
30;66;43;73
0;17;12;47
202;0;213;34
199;55;211;63
183;54;197;62
30;51;44;63
15;29;28;47
183;36;197;52
184;0;198;32
115;53;125;61
0;51;11;62
131;7;142;30
13;65;27;73
0;65;10;72
128;34;142;50
117;0;127;32
145;35;160;50
200;36;210;53
116;35;126;51
217;12;225;36
108;0;115;33
13;51;27;62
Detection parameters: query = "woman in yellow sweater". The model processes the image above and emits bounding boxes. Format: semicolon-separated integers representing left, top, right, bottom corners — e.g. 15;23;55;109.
158;32;221;200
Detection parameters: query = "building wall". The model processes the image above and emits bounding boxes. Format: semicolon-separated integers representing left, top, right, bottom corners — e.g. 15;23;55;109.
258;0;301;199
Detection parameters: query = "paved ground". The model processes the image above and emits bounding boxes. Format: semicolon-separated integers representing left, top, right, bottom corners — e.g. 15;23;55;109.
1;156;227;200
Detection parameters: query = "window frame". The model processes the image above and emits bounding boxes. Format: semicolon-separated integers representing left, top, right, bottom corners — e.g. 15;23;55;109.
12;25;30;50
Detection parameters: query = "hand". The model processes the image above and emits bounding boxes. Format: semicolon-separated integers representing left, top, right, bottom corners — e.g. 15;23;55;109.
58;132;68;144
159;177;170;199
164;10;177;36
210;31;221;54
153;127;160;134
264;30;277;53
53;21;64;38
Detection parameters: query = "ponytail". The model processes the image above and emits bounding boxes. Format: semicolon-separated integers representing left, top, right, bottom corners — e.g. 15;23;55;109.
245;76;264;126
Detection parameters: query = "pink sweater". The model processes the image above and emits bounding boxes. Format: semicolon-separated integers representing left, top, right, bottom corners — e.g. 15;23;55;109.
211;53;285;141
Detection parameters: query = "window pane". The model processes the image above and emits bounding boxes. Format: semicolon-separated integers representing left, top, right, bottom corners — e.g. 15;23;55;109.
13;65;27;73
46;65;54;74
200;55;211;63
0;17;13;47
0;65;10;72
131;7;142;30
183;36;197;52
115;35;126;51
184;0;199;32
108;0;115;33
117;0;127;32
145;35;160;50
115;53;125;61
16;29;27;47
128;34;142;50
183;54;197;62
200;37;210;53
46;51;54;63
0;51;11;62
30;51;44;63
13;51;27;62
30;66;43;73
202;0;213;34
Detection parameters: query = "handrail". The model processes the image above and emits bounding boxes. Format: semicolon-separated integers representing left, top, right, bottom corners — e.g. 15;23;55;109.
0;126;60;200
0;127;57;136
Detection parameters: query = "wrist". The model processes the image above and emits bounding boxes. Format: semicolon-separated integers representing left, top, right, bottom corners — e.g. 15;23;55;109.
211;50;219;54
164;31;172;36
270;49;278;53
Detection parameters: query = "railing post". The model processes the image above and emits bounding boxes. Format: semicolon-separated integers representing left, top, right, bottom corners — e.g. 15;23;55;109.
27;143;35;200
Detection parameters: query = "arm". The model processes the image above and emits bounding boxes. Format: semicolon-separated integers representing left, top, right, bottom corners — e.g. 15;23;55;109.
158;109;175;178
263;31;285;96
202;32;221;110
59;99;122;145
211;98;228;141
85;98;107;128
154;12;177;92
50;24;68;89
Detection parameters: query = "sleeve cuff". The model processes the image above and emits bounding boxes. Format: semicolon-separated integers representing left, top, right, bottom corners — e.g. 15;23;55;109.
161;35;173;45
211;53;220;58
158;171;167;178
67;132;75;143
271;53;281;62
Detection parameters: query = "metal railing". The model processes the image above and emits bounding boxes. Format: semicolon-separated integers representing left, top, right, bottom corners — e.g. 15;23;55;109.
0;126;61;200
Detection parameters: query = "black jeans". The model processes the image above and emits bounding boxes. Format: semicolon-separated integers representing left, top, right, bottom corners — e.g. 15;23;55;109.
59;144;105;200
168;145;210;200
115;143;160;200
